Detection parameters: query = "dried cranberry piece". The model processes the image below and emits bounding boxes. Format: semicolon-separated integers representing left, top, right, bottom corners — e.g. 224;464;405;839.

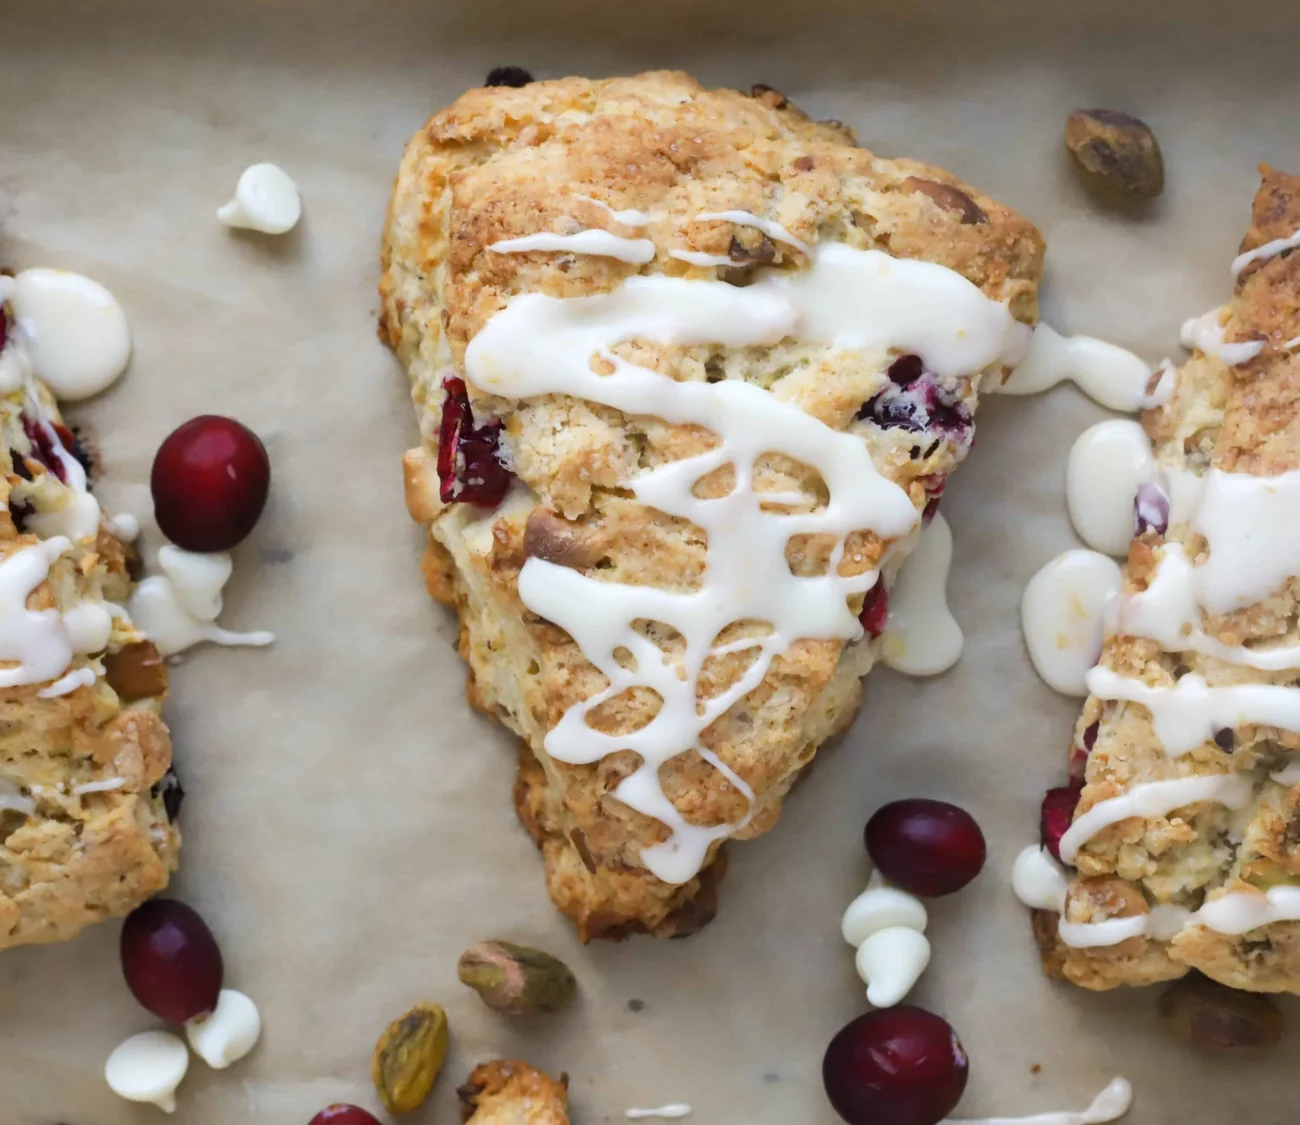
1083;720;1100;751
1069;719;1100;780
485;66;534;88
53;424;93;479
19;414;67;482
888;354;924;386
1214;728;1235;752
859;581;889;637
9;500;31;530
919;473;946;525
437;377;513;508
151;768;185;823
1133;482;1170;537
0;307;7;353
1040;782;1084;863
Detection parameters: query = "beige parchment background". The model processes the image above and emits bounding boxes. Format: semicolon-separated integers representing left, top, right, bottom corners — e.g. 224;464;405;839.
3;1;1300;1121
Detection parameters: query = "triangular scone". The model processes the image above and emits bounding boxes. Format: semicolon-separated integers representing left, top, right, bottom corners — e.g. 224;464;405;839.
1034;167;1300;992
381;71;1043;940
0;282;178;949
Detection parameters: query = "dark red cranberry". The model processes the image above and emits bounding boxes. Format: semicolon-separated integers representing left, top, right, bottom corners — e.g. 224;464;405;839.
823;1007;969;1125
1133;482;1170;537
9;499;31;530
888;354;924;386
20;414;67;482
53;423;93;478
1083;720;1099;751
308;1107;382;1125
1040;782;1084;863
919;473;946;525
1214;728;1235;752
437;377;513;508
865;798;986;897
120;899;223;1023
0;307;8;352
485;66;534;87
151;415;270;551
859;582;889;638
151;767;185;823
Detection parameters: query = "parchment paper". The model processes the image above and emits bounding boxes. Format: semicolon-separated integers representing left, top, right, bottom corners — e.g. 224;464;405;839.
4;2;1300;1121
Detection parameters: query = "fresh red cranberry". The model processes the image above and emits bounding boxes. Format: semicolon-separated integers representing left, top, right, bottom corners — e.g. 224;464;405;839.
308;1107;382;1125
859;582;889;638
1133;482;1170;537
151;415;270;551
53;423;93;478
437;377;513;508
865;798;986;897
823;1007;969;1125
151;767;185;823
857;363;973;445
0;307;8;352
120;899;223;1023
1040;783;1084;863
1068;720;1100;781
919;473;946;525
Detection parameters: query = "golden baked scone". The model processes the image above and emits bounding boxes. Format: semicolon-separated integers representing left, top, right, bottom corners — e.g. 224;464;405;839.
0;283;178;949
381;71;1043;939
1033;167;1300;992
458;1060;569;1125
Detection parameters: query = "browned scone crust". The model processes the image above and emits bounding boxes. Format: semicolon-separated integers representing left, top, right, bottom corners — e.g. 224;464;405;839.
1037;167;1300;992
458;1060;570;1125
0;288;179;949
381;71;1043;940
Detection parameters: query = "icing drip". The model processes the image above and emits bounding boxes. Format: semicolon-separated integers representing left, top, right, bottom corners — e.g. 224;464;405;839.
1086;667;1300;757
626;1106;692;1120
571;195;654;227
1179;306;1265;365
128;548;273;657
880;513;963;676
1231;226;1300;278
38;666;96;697
991;324;1151;411
465;242;1024;882
1065;421;1156;557
1057;774;1252;864
669;250;735;268
1010;845;1068;912
490;231;657;264
0;537;74;687
5;269;131;400
693;210;811;255
945;1078;1132;1125
1021;550;1121;696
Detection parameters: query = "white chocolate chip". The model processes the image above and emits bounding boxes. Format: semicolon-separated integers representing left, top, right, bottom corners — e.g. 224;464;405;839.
104;1029;189;1113
185;988;262;1069
217;163;302;234
841;884;928;947
854;926;931;1008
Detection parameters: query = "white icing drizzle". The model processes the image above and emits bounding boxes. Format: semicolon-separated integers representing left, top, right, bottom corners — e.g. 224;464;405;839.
1231;226;1300;278
669;250;735;268
72;776;126;795
37;666;96;697
465;242;1023;882
63;600;113;655
693;210;811;255
106;512;140;543
1138;361;1176;408
1086;667;1300;758
1011;845;1068;912
0;537;74;687
626;1106;692;1120
1179;306;1265;365
26;420;101;542
1065;421;1155;557
6;269;131;400
490;231;657;264
1057;887;1300;948
991;324;1152;412
945;1078;1132;1125
1021;550;1122;697
128;548;273;657
880;512;963;675
1271;760;1300;786
571;195;654;227
1187;468;1300;614
1114;542;1300;671
1057;774;1252;865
